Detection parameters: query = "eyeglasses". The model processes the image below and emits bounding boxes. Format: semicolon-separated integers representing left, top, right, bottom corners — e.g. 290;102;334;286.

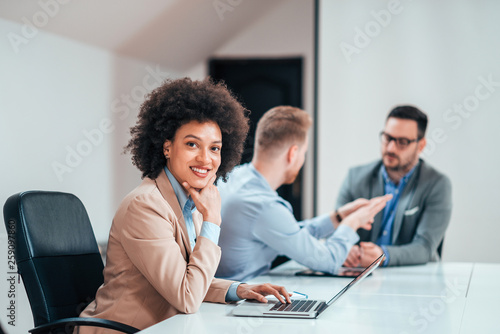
380;132;420;149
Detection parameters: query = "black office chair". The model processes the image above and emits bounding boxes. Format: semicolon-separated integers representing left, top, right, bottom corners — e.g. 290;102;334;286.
3;191;139;334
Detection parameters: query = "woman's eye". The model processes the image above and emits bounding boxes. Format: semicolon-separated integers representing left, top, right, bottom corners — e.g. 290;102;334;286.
212;146;221;152
187;142;196;148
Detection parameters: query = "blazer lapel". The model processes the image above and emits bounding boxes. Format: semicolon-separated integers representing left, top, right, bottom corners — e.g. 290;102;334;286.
391;164;420;244
155;171;192;257
369;166;385;243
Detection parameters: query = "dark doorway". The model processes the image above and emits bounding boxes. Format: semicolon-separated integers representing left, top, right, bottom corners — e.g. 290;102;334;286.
209;57;304;221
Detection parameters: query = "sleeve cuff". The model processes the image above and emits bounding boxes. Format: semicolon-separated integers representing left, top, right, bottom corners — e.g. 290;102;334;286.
380;246;390;266
315;213;336;236
334;224;360;244
225;282;242;302
304;213;335;238
200;221;221;245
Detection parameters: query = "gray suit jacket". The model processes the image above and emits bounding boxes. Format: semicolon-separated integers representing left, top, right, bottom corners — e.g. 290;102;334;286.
336;159;452;266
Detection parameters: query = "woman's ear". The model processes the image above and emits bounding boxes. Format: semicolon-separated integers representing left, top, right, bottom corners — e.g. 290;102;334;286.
163;140;171;158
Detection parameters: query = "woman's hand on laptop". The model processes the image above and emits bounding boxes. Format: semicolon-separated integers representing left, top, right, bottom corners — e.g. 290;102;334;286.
237;283;292;304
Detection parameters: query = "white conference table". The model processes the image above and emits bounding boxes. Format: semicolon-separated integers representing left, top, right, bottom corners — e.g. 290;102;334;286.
139;262;499;334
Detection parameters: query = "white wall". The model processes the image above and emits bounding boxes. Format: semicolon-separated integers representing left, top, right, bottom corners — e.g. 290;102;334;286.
318;0;500;262
0;18;172;332
0;18;114;241
0;17;113;333
0;19;171;244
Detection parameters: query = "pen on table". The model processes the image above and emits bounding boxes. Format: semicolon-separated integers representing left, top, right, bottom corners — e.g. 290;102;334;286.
292;291;308;299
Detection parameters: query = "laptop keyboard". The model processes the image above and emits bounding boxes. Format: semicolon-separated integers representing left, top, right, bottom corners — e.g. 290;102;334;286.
270;300;316;313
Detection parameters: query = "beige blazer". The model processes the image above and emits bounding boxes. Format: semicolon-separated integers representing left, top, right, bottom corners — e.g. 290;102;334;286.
79;171;233;332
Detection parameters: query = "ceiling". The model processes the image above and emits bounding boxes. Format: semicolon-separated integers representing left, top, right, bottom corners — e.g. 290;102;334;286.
0;0;286;71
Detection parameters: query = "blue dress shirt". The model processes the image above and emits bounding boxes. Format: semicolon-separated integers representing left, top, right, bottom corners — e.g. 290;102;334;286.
216;163;359;282
377;165;416;265
164;167;240;301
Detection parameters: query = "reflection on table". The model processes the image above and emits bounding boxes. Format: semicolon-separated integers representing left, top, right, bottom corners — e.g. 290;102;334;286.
139;262;499;334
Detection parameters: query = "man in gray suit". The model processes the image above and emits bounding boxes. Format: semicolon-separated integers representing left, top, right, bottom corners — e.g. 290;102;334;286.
336;105;452;267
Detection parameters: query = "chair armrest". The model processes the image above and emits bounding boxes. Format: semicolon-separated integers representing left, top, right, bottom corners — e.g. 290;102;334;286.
29;317;139;334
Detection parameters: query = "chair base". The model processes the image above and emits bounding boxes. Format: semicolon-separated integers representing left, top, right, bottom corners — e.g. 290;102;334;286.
30;317;139;334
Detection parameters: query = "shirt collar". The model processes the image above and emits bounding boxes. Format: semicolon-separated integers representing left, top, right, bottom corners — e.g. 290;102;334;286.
164;166;192;210
248;162;277;194
381;163;417;187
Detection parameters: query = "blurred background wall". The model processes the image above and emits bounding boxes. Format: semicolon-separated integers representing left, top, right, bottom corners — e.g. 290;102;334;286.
317;0;499;264
1;0;498;332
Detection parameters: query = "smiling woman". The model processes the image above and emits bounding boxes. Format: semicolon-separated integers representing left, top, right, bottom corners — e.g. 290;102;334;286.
164;121;222;191
125;77;249;180
77;78;291;333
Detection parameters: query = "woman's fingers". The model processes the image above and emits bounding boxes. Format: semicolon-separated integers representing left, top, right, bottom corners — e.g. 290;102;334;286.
182;175;221;224
237;283;291;304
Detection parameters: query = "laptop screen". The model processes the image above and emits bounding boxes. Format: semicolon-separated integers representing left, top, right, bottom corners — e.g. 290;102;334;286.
326;254;384;306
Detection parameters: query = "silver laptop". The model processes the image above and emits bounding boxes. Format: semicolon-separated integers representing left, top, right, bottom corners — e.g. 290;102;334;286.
232;254;384;319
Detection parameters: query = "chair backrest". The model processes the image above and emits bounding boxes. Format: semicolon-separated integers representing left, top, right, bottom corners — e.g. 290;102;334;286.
437;238;444;258
3;191;104;327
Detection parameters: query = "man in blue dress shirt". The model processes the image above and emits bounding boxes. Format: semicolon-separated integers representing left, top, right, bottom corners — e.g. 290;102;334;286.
216;106;391;281
337;105;452;267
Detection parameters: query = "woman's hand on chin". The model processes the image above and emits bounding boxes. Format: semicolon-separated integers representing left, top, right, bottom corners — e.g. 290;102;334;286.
182;175;221;226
